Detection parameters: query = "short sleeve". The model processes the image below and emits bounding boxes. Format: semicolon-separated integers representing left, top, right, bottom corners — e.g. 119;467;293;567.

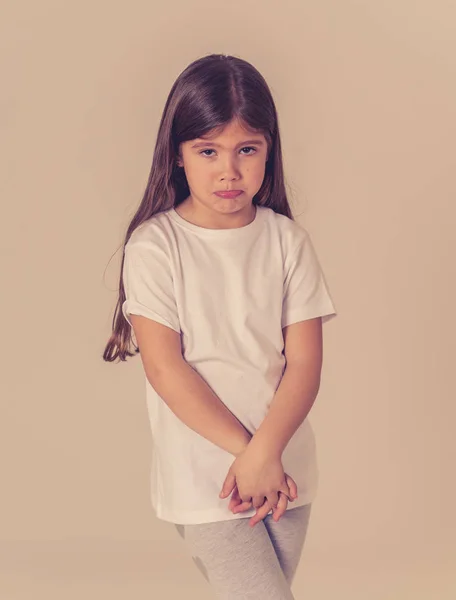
282;232;337;328
122;241;181;333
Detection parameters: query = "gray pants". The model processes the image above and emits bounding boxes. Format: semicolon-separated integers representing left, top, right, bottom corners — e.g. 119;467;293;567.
174;503;312;599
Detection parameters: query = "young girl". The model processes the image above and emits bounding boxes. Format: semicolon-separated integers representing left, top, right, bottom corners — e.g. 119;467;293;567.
104;53;337;599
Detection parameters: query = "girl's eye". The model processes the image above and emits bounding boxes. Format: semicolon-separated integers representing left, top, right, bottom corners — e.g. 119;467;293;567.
199;147;257;157
240;146;257;155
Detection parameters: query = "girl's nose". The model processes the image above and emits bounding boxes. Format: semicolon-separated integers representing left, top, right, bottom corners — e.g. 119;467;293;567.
219;158;241;180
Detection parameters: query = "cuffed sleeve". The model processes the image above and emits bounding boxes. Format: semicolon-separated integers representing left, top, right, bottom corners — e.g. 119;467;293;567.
282;232;337;328
122;240;181;333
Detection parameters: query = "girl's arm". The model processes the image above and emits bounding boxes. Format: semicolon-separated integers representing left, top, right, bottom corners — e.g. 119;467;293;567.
247;318;323;459
153;358;252;456
130;314;252;457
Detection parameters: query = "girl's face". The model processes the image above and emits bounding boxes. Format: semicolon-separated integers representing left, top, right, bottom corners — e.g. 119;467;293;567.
177;119;268;226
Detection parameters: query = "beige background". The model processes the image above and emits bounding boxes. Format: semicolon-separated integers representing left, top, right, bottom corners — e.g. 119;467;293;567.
1;0;455;598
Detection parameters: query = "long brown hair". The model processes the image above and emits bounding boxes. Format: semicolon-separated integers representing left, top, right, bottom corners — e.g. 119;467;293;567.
103;53;297;363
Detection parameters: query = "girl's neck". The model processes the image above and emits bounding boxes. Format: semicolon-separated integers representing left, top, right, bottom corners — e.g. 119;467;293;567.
175;197;257;230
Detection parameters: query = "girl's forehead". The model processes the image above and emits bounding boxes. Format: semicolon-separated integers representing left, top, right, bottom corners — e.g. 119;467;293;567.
198;119;264;141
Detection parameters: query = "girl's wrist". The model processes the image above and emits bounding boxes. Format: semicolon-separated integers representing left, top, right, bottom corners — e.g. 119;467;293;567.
232;432;252;457
245;431;283;461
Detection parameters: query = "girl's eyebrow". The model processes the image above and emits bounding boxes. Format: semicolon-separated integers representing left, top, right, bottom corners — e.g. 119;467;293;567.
190;139;265;149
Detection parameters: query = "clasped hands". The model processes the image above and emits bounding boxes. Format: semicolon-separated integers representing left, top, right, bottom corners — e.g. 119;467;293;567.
219;444;298;527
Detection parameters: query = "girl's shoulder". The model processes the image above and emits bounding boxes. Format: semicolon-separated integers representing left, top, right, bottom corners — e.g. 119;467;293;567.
266;208;310;254
125;211;171;251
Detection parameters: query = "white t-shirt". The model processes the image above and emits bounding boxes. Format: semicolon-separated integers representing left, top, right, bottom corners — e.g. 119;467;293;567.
122;205;337;525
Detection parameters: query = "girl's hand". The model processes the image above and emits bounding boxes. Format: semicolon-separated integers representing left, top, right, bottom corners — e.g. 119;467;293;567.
227;473;298;527
219;446;293;521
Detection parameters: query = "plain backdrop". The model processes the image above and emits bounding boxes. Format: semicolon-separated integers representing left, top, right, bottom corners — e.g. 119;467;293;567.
1;0;455;598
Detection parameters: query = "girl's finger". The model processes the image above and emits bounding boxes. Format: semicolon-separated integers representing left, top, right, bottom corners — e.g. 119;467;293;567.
248;500;273;527
229;484;254;513
232;500;253;513
266;491;280;510
285;474;298;501
230;487;253;513
278;483;292;501
219;471;237;499
272;491;288;522
252;495;265;509
228;486;241;511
